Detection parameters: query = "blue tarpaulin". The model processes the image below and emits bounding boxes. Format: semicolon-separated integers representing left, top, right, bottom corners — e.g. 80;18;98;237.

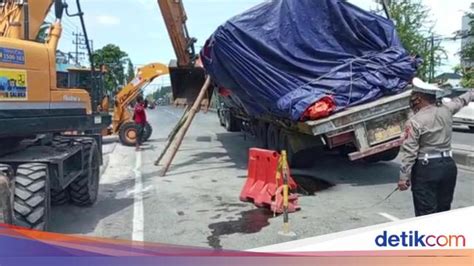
201;0;420;121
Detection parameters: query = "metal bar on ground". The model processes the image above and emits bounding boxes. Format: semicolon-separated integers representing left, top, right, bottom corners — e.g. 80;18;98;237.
158;76;211;176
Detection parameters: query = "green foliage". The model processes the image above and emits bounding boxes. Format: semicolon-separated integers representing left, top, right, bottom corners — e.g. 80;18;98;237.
152;85;172;101
93;44;130;91
126;59;135;83
388;0;446;80
458;6;474;87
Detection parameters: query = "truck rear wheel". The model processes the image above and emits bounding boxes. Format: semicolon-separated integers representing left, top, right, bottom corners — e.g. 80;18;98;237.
256;121;268;148
267;124;280;151
68;138;100;206
143;122;153;141
217;109;226;126
13;163;50;230
278;131;314;169
469;126;474;132
224;111;241;132
119;122;140;146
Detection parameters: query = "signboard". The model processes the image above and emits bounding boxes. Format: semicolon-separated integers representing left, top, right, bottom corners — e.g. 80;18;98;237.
0;47;25;65
0;68;28;100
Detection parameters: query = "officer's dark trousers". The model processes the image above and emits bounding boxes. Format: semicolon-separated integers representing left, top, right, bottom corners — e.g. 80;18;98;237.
411;157;457;217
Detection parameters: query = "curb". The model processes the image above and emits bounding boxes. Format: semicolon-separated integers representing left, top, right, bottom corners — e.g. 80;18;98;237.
452;144;474;171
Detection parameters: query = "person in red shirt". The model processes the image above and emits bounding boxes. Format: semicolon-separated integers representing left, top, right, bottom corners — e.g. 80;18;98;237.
133;95;147;151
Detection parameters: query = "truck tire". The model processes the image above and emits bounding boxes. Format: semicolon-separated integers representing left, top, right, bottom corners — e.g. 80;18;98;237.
50;137;71;206
0;163;13;178
51;189;69;206
0;164;13;224
143;122;153;142
256;121;268;148
224;111;241;132
266;124;280;151
469;126;474;133
119;122;140;146
278;131;314;169
363;147;400;163
13;163;50;230
217;109;226;127
68;138;100;206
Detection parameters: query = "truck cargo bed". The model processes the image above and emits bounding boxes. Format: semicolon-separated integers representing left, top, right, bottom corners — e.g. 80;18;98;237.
301;90;412;136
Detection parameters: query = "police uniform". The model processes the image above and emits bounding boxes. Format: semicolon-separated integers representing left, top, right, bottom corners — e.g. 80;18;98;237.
399;79;473;217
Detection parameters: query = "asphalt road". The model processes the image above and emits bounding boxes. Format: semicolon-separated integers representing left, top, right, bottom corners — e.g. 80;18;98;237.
453;127;473;145
50;106;474;250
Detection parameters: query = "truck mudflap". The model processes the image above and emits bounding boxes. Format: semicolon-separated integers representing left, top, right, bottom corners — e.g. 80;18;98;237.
348;138;404;161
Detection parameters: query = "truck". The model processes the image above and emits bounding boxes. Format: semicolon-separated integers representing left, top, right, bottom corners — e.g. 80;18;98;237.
217;89;411;167
209;0;417;168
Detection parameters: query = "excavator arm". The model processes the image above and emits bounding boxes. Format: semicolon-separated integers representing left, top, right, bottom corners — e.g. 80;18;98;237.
111;63;169;134
0;0;54;39
157;0;209;108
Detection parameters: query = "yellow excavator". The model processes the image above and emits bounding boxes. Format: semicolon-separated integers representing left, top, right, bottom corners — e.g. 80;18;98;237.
99;0;207;146
0;0;208;230
0;0;111;230
108;62;169;146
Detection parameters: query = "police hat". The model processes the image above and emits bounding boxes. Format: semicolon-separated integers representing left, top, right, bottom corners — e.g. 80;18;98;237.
412;77;448;98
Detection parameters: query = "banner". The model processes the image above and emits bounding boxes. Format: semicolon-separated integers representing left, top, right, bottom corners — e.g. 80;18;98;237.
0;68;28;100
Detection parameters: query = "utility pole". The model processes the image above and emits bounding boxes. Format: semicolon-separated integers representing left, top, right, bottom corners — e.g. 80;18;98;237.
72;32;87;65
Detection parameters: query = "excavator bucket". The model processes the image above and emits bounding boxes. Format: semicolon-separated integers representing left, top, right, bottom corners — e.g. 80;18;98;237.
168;60;211;110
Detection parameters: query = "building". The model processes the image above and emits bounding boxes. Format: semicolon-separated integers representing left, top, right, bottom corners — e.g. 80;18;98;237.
434;73;462;88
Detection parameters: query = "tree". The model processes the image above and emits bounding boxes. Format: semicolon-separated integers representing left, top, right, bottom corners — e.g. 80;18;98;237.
93;44;130;92
458;6;474;87
387;0;446;81
126;59;135;83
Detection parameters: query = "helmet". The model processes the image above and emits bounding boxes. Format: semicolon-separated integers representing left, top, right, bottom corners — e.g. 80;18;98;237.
412;77;449;98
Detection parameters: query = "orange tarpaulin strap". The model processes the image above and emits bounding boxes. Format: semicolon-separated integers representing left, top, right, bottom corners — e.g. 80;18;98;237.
302;96;336;121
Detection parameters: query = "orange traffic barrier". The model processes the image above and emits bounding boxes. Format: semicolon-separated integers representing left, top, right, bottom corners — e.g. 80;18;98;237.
240;148;297;209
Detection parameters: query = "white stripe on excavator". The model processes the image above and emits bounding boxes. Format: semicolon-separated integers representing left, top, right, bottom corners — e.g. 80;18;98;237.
378;212;400;222
132;150;144;241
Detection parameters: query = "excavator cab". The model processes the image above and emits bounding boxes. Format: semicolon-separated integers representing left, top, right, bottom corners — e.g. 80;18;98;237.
158;0;211;110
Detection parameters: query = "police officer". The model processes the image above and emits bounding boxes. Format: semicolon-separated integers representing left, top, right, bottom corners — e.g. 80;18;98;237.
398;78;473;216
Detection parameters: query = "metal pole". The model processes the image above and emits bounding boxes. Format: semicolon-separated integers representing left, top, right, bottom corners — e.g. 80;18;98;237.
23;0;29;40
381;0;391;20
154;107;190;166
278;151;296;237
430;34;435;83
158;76;211;176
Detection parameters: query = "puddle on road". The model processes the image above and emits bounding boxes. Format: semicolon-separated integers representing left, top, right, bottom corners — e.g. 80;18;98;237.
207;208;273;250
292;174;334;195
204;176;333;249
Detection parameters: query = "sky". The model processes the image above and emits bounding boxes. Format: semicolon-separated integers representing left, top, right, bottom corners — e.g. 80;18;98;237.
53;0;473;94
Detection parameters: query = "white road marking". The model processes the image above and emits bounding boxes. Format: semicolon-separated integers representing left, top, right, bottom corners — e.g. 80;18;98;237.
378;212;401;222
132;150;144;241
163;109;180;118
